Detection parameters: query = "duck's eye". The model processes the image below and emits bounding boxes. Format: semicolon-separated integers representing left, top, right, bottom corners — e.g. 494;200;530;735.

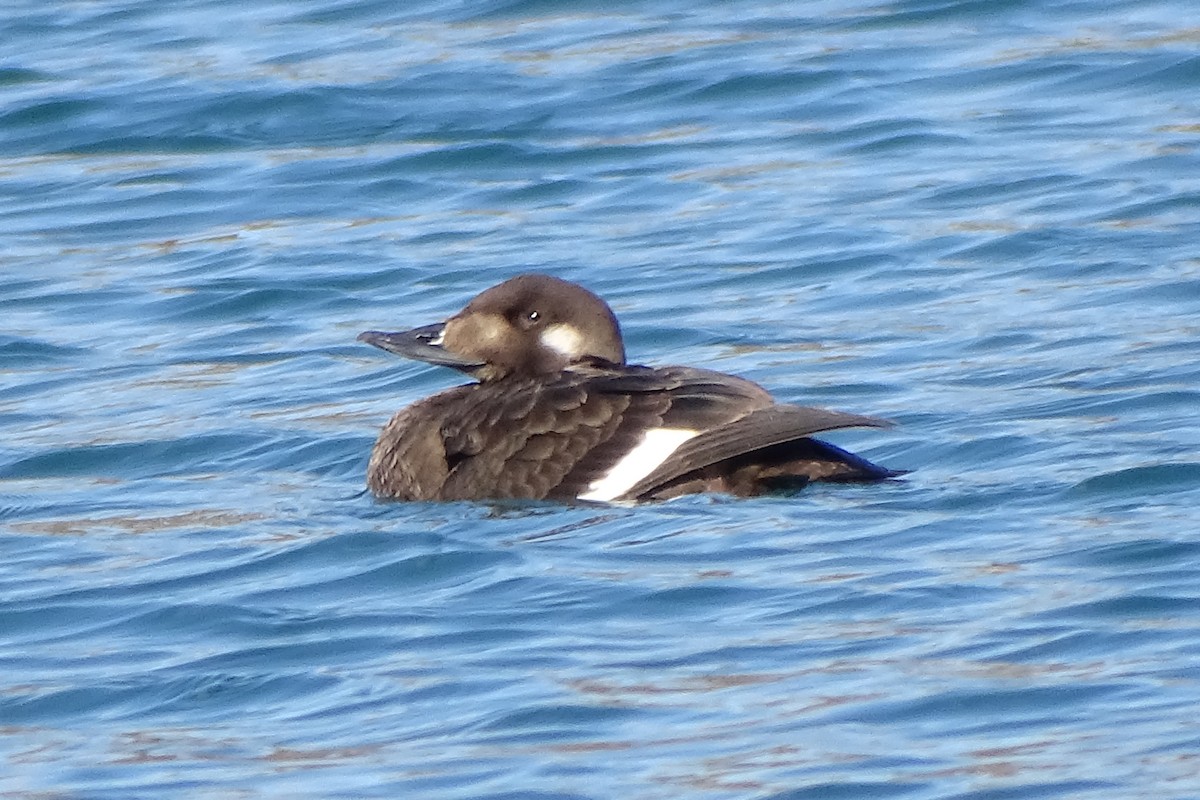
525;310;541;325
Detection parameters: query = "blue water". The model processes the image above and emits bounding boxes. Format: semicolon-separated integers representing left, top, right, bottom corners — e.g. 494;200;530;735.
3;0;1199;796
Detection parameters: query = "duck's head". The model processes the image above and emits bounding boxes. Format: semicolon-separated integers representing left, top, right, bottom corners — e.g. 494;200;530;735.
358;274;626;381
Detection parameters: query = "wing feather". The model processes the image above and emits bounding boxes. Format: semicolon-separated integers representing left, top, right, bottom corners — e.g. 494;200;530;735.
623;404;891;500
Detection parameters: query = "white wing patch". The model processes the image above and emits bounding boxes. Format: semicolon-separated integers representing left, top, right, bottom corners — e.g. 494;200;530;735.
579;428;699;502
540;324;584;358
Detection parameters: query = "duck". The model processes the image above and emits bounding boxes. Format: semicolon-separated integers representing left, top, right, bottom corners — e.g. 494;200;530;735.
358;274;900;502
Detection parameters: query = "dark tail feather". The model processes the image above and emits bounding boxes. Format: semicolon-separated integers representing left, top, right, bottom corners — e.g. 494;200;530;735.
738;437;903;495
792;438;905;481
643;437;903;499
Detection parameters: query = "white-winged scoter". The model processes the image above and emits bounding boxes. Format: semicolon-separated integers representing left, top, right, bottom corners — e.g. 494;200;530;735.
359;274;900;502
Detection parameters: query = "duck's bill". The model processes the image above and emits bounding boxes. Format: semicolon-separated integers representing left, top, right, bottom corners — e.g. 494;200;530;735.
357;324;484;370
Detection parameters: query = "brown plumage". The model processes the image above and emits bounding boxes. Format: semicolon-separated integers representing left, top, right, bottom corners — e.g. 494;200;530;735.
360;275;901;502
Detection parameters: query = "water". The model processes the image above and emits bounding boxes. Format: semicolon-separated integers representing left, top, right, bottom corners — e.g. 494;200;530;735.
3;1;1200;797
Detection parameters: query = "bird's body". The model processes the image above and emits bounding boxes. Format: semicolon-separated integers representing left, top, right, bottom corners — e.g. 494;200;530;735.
359;275;899;502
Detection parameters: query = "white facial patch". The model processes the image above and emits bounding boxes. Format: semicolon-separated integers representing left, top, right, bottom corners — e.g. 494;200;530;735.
579;428;699;502
540;324;584;359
